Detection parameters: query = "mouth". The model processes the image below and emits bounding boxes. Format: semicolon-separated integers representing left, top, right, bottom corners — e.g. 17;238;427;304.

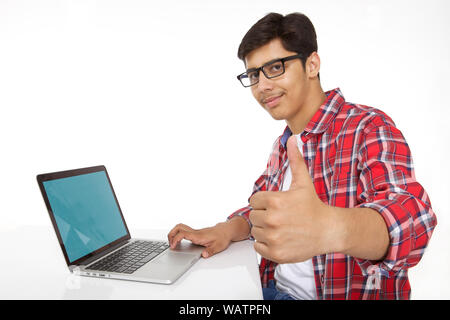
262;94;284;109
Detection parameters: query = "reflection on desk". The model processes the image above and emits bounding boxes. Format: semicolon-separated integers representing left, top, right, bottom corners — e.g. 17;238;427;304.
0;226;262;300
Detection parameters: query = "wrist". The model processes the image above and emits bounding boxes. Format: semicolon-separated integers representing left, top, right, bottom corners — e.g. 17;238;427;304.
215;221;233;242
320;204;347;254
323;206;389;260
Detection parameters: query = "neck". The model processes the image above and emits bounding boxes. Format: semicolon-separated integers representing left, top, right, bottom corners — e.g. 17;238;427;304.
286;81;327;135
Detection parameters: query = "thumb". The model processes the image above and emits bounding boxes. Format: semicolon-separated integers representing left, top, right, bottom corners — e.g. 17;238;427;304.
202;244;217;258
202;239;229;258
287;135;310;190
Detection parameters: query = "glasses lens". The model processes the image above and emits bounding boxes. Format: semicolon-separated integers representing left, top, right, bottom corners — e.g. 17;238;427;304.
263;60;284;78
239;74;251;87
239;70;259;87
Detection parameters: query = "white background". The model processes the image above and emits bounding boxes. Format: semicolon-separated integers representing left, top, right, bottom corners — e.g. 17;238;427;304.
0;0;449;299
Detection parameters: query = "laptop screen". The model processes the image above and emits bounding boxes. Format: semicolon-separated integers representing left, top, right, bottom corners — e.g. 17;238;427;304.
42;170;129;263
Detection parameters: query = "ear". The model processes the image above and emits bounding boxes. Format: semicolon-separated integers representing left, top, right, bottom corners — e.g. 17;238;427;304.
306;52;321;79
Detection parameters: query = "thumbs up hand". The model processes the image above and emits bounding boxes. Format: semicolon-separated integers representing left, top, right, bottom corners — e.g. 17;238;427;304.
249;135;338;263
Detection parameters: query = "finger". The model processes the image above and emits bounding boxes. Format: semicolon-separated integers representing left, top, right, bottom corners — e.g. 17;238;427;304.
170;230;199;249
168;223;194;245
249;191;270;210
249;209;269;227
170;231;185;248
253;241;271;260
250;226;267;243
286;135;310;190
168;228;178;245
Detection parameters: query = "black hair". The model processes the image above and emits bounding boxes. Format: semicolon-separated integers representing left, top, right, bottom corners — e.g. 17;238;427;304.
237;12;318;69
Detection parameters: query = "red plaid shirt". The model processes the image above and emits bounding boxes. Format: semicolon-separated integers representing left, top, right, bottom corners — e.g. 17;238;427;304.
228;88;437;299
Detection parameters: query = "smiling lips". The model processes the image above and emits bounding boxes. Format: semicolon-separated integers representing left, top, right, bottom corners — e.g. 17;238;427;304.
262;93;284;108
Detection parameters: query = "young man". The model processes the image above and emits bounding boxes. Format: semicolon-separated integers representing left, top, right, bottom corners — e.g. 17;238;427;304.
168;12;437;300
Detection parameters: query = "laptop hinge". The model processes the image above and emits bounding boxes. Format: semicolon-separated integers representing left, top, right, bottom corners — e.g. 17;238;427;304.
68;265;81;273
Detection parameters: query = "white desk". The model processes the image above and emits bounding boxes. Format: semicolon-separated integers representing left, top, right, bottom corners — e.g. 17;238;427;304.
0;226;262;299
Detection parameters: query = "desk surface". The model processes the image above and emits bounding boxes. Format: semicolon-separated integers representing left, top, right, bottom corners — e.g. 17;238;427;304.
0;225;262;299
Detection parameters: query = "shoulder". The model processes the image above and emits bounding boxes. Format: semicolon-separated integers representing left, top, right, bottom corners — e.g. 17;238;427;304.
337;101;398;134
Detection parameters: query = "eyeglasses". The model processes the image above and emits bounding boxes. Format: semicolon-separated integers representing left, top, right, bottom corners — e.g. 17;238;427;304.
236;54;303;87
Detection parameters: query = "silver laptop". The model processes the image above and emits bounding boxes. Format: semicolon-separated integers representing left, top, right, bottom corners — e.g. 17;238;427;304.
37;165;202;284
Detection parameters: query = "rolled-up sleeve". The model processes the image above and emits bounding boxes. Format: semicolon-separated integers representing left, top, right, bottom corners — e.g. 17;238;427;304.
355;120;437;275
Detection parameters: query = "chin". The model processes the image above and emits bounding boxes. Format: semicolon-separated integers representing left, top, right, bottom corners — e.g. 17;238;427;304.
269;114;286;121
266;107;288;121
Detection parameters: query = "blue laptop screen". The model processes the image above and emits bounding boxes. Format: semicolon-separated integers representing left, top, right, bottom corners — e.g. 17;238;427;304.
43;171;128;263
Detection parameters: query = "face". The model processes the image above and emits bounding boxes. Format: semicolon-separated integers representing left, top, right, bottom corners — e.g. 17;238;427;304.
244;38;310;122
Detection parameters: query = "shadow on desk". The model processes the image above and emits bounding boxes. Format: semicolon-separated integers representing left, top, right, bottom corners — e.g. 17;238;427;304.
62;239;262;300
0;226;261;300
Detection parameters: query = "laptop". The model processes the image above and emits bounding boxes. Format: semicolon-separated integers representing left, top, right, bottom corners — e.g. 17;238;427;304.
37;165;203;284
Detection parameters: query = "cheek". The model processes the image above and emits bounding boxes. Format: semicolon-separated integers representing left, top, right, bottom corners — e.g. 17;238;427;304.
252;90;266;108
287;88;302;103
250;88;259;102
285;80;304;103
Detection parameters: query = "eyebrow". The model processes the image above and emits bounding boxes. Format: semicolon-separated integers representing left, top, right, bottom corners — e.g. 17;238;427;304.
245;57;283;73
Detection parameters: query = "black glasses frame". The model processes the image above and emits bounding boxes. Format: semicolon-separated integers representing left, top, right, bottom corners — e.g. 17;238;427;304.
236;54;303;87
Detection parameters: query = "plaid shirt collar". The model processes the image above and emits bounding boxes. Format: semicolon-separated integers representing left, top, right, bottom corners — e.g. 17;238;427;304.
280;88;346;148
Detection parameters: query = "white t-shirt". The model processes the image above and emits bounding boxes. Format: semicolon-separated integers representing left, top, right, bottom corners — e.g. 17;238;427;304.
274;134;317;300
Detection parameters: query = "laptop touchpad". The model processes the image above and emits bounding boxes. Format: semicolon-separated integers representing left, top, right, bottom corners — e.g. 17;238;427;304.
154;251;198;265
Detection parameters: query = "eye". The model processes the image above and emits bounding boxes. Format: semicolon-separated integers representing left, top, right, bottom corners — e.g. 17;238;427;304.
268;61;283;74
248;70;259;81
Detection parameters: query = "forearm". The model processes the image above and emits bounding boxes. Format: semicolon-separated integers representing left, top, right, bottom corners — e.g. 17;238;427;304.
218;216;251;242
330;206;390;261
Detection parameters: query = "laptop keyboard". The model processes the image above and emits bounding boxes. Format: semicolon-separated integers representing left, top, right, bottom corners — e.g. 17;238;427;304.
86;240;170;274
